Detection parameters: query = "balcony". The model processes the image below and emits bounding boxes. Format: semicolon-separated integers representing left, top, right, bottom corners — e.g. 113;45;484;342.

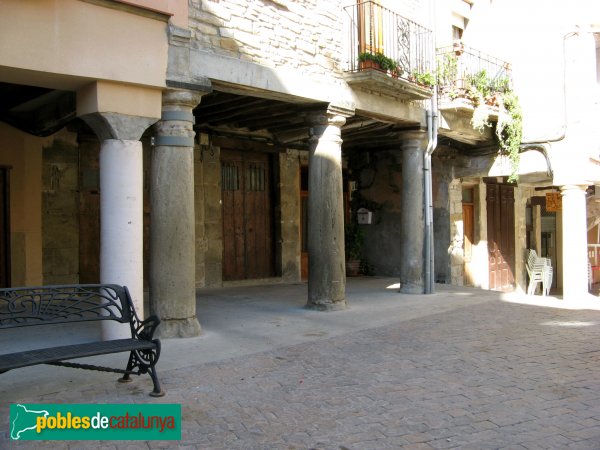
436;44;513;144
343;1;434;100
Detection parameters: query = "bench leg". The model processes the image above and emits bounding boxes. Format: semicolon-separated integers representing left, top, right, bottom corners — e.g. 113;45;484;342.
118;349;165;397
118;352;135;383
147;365;165;397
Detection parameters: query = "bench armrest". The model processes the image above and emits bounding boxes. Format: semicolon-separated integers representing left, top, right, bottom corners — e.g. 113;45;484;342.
129;313;161;341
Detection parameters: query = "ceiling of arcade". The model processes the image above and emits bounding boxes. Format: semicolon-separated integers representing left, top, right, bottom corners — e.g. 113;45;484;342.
193;91;420;154
0;83;494;159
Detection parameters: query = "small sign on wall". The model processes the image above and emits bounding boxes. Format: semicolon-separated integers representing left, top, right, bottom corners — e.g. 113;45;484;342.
546;192;562;212
357;208;372;225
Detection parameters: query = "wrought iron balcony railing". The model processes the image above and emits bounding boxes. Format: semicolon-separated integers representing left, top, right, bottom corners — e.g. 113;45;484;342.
344;1;434;85
436;44;512;104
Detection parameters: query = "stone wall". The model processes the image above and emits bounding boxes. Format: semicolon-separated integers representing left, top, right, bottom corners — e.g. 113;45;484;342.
448;179;464;286
196;135;223;287
514;186;534;294
355;151;403;276
78;134;100;284
278;149;301;282
188;0;430;87
432;165;452;284
194;138;303;286
42;132;80;285
190;0;345;84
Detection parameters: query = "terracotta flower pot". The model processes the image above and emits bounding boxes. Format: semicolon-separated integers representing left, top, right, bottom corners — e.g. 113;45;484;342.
346;259;361;277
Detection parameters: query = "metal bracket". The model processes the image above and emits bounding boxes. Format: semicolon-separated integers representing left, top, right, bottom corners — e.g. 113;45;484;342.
154;136;195;147
161;110;195;123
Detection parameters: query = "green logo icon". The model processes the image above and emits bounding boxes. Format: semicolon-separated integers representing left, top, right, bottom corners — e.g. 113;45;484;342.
9;403;181;440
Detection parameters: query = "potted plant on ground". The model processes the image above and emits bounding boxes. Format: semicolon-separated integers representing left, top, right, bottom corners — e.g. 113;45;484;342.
345;219;364;277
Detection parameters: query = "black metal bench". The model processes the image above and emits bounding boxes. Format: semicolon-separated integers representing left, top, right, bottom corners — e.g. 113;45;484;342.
0;284;164;397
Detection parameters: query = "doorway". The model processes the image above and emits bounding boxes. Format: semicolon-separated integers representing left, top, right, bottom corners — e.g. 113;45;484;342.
221;149;275;281
486;181;515;291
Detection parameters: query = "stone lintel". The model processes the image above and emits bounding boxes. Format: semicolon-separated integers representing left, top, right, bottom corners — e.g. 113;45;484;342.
327;103;355;119
166;79;213;96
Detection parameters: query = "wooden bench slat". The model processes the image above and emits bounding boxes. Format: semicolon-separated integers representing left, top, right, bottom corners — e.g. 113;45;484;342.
0;338;156;372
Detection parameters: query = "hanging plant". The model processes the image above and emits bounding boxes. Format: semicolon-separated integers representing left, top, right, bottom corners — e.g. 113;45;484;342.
465;70;523;181
496;91;523;182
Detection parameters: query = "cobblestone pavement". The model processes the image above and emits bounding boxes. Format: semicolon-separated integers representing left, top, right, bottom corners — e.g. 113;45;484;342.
3;293;600;449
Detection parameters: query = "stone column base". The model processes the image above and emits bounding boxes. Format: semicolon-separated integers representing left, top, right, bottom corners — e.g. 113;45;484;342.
399;282;423;295
157;317;202;338
305;299;347;312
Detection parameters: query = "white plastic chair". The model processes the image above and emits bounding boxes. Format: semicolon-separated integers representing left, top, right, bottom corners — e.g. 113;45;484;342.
526;249;552;296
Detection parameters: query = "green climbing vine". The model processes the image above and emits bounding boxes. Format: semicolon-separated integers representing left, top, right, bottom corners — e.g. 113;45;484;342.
496;90;523;182
463;69;523;182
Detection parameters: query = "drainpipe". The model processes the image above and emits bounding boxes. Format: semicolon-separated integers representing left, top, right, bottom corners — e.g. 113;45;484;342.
424;0;439;294
424;90;439;294
424;110;433;293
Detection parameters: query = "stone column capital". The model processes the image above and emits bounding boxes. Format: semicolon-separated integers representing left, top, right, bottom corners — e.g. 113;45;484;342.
402;130;428;148
559;184;588;195
307;104;354;129
162;88;206;112
155;88;208;148
80;112;157;141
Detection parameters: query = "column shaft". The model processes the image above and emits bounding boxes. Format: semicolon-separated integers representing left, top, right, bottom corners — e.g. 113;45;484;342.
560;184;588;299
400;135;426;294
151;89;204;337
306;113;347;310
100;139;144;339
80;112;156;341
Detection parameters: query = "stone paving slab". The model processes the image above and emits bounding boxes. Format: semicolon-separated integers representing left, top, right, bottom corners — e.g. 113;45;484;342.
2;293;600;449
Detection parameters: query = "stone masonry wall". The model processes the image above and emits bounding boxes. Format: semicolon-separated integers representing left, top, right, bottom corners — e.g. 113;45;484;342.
355;151;403;276
42;131;80;285
278;149;301;282
198;137;223;287
190;0;345;84
448;179;464;286
189;0;429;87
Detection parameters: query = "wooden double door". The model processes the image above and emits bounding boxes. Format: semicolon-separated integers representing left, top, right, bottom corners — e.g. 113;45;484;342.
221;150;274;281
486;181;515;291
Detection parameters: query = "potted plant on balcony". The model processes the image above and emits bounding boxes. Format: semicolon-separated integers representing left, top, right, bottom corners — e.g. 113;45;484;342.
436;53;459;99
453;40;465;56
358;51;398;75
410;70;436;88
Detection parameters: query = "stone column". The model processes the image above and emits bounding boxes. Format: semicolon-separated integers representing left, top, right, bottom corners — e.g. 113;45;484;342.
560;184;589;300
80;113;156;340
399;132;427;294
150;88;205;338
306;106;352;311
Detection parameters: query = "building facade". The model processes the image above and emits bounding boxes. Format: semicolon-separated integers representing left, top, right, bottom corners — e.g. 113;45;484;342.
1;0;599;338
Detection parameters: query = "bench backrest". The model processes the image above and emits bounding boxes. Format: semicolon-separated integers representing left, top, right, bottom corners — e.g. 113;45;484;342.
0;284;132;329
